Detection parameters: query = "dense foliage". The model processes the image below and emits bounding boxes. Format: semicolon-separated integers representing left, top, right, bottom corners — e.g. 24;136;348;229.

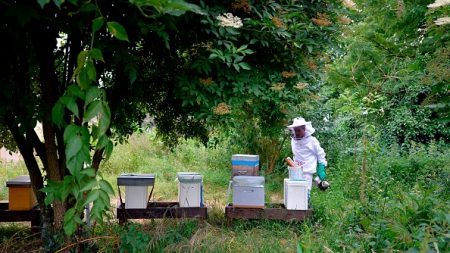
325;0;449;146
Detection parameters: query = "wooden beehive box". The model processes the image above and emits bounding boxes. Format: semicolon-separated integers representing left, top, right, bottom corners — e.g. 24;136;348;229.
6;175;37;210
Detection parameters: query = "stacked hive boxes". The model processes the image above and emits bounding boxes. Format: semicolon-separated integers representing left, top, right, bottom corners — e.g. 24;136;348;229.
231;154;259;177
231;154;264;208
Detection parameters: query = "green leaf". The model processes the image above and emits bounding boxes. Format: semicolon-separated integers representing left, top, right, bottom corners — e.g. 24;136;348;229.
66;136;82;159
63;208;78;235
104;140;114;160
96;135;109;150
92;17;105;33
66;97;79;118
98;189;110;207
44;193;54;206
64;207;76;223
236;44;248;52
239;62;251;70
80;178;98;192
209;53;218;59
233;63;240;72
97;102;111;136
52;101;65;127
91;125;99;140
86;61;97;82
77;50;89;67
85;86;101;106
53;0;63;8
81;167;96;177
132;0;205;16
83;100;102;123
80;3;96;12
99;179;115;195
67;155;83;175
74;216;83;224
90;48;104;62
242;49;254;54
64;219;77;236
107;21;129;42
63;124;79;144
77;67;91;89
67;84;84;99
83;190;100;206
37;0;51;8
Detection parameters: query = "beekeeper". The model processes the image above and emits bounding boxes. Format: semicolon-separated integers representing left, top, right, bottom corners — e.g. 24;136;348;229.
287;117;328;191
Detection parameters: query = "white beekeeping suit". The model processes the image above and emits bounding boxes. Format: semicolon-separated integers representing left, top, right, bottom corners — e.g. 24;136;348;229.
288;117;327;190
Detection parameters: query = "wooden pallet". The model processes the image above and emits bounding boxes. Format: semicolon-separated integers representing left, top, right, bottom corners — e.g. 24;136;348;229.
225;203;312;225
0;201;41;233
117;201;207;224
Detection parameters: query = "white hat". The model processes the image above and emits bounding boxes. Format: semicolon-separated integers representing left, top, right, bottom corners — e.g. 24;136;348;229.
287;117;310;128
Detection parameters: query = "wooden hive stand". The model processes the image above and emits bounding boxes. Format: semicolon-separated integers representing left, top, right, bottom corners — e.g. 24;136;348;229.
225;203;313;225
116;201;207;224
0;201;41;233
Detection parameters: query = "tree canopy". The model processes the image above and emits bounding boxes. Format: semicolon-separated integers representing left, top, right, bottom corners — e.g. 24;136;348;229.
325;0;449;146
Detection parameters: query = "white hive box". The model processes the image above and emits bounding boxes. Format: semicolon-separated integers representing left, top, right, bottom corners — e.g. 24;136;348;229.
284;179;308;210
117;174;155;209
232;176;265;208
177;172;203;207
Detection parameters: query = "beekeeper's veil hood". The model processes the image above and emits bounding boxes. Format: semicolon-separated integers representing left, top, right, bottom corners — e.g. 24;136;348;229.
287;117;315;139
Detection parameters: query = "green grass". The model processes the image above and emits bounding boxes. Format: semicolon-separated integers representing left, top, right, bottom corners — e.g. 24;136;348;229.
1;132;449;252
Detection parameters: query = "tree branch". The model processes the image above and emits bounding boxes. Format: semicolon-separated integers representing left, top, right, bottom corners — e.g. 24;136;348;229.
7;118;45;209
27;128;48;169
92;149;104;172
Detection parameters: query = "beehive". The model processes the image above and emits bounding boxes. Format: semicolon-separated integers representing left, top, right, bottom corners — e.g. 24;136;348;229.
284;179;308;210
6;175;37;210
117;174;155;209
177;172;203;207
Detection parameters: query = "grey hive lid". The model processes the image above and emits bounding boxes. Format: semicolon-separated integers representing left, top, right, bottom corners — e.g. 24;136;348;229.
6;175;31;187
232;176;264;186
117;173;155;186
177;172;203;183
231;154;259;161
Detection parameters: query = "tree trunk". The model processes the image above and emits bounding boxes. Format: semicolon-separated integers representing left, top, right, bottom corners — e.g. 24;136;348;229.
42;121;65;229
31;18;67;230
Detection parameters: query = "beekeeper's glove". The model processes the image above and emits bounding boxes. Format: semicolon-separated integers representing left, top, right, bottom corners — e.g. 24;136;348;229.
317;163;327;181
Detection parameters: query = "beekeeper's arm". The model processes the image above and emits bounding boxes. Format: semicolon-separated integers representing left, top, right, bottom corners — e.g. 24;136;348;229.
313;138;327;181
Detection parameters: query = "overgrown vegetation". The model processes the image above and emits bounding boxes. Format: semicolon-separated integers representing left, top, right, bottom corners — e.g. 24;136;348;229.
1;132;448;252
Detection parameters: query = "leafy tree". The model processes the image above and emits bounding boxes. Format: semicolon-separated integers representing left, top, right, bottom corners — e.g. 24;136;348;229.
326;0;449;146
177;1;345;172
322;0;449;203
0;0;343;248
